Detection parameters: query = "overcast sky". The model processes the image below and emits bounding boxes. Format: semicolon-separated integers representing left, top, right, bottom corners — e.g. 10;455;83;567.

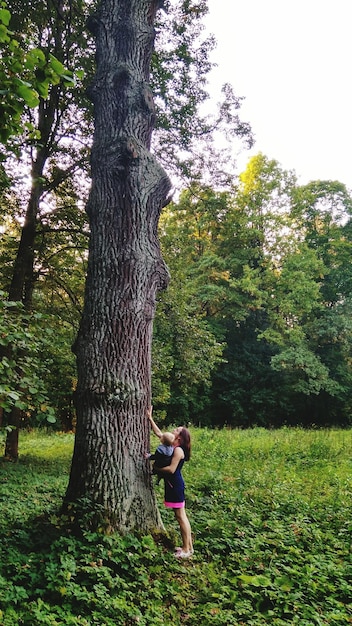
205;0;352;188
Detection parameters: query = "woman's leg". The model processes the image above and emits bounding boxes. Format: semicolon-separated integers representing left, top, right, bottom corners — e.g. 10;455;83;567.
174;507;193;553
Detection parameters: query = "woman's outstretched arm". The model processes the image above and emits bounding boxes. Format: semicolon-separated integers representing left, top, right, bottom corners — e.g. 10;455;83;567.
147;406;163;439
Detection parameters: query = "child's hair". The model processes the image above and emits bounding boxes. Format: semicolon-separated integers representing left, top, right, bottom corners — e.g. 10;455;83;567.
161;432;175;446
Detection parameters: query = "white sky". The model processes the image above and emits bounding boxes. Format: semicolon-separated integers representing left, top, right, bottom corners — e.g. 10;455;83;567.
205;0;352;189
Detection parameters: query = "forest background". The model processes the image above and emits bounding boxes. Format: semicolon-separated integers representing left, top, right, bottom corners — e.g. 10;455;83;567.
1;0;352;447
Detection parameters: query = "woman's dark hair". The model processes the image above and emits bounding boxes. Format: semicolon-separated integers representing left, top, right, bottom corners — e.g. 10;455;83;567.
179;427;191;461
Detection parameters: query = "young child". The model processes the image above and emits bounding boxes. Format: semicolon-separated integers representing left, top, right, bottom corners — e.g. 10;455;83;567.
146;431;175;476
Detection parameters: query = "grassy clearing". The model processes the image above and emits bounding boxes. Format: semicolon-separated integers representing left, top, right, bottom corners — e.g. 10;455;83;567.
0;427;351;625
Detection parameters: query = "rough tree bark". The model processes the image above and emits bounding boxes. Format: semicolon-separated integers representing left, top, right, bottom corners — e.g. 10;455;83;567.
63;0;172;532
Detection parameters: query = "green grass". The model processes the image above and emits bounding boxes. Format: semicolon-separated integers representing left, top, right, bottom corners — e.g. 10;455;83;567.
0;427;351;625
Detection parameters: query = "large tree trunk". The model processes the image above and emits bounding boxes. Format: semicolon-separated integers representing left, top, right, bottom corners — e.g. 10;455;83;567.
64;0;171;532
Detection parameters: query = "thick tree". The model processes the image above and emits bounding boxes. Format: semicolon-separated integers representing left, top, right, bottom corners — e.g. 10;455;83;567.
63;0;172;532
1;0;251;459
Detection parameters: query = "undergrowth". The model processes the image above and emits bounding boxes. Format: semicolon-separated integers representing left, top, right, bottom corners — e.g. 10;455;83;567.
0;427;351;625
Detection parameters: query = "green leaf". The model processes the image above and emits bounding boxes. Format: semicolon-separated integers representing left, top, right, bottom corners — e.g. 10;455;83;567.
15;84;39;108
26;47;46;68
7;391;20;401
0;8;11;26
275;575;294;591
237;574;271;587
14;400;27;410
0;22;9;42
63;75;75;86
36;81;49;98
48;54;65;76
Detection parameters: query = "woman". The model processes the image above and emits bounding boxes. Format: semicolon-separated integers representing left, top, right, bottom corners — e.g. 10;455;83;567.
147;407;193;559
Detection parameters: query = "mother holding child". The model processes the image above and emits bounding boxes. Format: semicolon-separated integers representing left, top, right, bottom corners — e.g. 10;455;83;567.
146;407;194;559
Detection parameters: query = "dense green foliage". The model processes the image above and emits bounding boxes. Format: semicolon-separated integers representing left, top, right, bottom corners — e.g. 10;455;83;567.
1;2;352;437
0;428;350;624
0;294;58;424
2;154;352;431
0;1;75;149
0;0;253;439
154;155;352;427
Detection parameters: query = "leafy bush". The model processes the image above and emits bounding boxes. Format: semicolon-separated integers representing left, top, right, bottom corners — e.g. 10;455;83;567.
0;296;57;425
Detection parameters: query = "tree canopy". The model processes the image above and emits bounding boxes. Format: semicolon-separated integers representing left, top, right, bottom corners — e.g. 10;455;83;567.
0;0;352;472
